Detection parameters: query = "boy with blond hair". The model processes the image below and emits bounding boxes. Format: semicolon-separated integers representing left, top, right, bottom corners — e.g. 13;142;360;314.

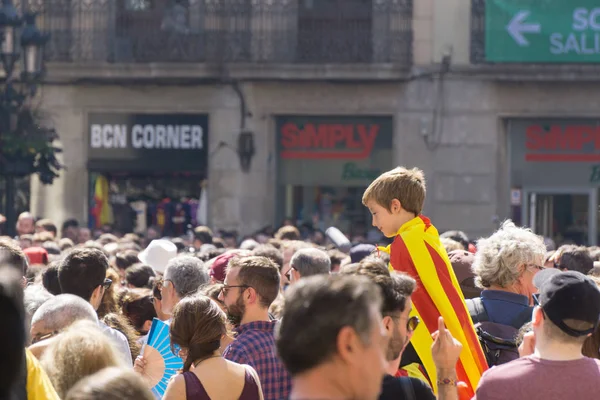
363;167;487;399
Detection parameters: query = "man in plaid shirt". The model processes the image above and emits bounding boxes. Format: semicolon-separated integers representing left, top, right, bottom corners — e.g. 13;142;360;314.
219;256;292;400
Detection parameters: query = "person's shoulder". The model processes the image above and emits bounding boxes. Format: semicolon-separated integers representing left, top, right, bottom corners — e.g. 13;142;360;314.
481;356;537;381
380;375;435;400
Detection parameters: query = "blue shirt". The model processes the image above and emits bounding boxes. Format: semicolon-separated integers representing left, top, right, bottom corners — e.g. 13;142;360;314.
480;290;532;326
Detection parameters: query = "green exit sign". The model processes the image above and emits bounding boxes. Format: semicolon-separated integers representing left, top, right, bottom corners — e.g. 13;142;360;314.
485;0;600;62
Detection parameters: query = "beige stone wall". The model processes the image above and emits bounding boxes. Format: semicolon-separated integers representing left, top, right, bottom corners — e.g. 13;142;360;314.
431;0;471;64
32;76;600;239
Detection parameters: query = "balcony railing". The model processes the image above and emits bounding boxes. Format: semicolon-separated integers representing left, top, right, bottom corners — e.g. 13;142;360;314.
21;0;412;65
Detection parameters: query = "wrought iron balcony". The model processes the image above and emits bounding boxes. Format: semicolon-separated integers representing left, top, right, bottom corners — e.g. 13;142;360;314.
23;0;412;66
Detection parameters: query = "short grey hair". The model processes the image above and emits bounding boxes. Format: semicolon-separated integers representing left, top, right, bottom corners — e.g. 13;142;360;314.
472;220;546;289
290;248;331;277
31;293;98;331
164;255;209;298
240;239;260;251
24;285;54;331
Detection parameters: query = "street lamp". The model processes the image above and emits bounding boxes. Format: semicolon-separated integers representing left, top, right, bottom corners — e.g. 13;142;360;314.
1;0;50;237
0;0;21;78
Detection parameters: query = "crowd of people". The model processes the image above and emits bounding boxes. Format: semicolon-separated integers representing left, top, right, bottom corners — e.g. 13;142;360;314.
1;166;600;400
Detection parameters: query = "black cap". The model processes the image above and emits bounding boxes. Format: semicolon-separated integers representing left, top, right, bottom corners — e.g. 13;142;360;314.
536;270;600;337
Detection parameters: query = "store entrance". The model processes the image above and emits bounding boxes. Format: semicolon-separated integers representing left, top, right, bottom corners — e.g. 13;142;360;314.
89;171;206;237
281;185;382;243
523;189;597;246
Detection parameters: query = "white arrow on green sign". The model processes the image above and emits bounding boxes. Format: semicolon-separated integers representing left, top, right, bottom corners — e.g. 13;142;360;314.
485;0;600;62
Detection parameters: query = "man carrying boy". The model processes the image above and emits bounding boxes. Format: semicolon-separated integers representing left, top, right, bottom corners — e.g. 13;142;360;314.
362;167;487;397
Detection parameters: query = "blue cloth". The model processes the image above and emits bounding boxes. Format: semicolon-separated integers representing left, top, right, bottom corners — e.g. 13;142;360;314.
480;290;532;326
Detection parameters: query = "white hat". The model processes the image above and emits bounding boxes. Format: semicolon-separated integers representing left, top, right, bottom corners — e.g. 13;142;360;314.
138;240;178;274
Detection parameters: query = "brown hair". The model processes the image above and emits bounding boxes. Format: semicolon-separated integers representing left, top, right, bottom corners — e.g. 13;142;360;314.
97;268;119;319
102;313;141;361
33;231;55;244
0;237;29;275
227;256;280;308
275;226;301;241
201;283;225;305
362;166;426;215
120;288;157;334
170;295;229;372
36;219;58;236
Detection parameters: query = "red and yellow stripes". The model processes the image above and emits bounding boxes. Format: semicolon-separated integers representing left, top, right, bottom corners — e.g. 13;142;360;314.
384;216;487;394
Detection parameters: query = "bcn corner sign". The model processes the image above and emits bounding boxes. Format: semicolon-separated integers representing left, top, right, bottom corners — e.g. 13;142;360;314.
87;113;209;171
485;1;600;62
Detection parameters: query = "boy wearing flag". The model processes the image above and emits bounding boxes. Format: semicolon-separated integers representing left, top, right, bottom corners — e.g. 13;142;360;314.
362;167;487;398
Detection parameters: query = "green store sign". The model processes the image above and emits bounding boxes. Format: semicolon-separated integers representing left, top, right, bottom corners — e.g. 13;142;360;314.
485;0;600;62
341;162;381;181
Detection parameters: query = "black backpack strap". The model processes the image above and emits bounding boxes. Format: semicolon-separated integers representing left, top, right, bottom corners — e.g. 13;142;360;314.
399;377;416;400
466;297;489;324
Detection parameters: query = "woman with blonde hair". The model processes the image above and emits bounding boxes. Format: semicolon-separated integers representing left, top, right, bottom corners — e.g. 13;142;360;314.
41;320;124;398
163;295;263;400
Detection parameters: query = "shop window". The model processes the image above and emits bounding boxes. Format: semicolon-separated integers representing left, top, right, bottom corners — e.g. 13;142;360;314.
283;185;383;244
297;0;373;63
89;172;206;237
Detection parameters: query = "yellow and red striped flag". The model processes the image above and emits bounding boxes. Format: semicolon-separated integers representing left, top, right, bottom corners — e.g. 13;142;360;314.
380;215;488;396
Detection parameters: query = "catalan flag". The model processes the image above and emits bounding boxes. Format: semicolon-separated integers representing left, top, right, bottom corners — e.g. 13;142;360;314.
380;215;487;396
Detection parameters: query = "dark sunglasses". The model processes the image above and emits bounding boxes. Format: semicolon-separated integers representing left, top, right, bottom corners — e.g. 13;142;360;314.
407;316;420;332
102;278;112;290
220;284;249;296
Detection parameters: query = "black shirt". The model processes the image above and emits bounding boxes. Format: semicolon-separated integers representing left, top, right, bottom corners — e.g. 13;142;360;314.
379;374;436;400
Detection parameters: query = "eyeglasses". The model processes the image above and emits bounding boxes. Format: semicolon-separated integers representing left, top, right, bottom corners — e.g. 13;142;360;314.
284;267;296;281
526;264;545;272
407;316;420;332
221;285;249;296
102;278;112;290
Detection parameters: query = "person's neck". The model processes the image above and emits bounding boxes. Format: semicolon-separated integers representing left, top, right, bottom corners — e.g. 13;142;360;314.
240;307;270;325
290;365;354;400
534;338;584;361
385;354;402;375
393;212;417;233
488;284;530;303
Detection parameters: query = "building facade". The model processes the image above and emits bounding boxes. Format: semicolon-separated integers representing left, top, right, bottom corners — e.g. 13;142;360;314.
29;0;600;244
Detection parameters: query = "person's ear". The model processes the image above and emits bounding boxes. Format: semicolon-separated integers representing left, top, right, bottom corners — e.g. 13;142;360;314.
292;269;301;282
246;287;257;305
336;326;361;365
382;316;394;335
532;306;544;328
142;320;153;333
390;199;402;214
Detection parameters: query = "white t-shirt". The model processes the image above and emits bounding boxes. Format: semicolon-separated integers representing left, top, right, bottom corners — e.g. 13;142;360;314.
99;320;133;366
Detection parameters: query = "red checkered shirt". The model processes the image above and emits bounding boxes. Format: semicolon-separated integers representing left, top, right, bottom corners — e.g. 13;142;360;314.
223;320;291;400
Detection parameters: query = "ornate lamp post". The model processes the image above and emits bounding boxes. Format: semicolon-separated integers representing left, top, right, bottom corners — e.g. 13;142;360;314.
0;0;50;237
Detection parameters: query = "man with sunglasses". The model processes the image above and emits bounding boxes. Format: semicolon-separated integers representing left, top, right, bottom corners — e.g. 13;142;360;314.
58;248;133;365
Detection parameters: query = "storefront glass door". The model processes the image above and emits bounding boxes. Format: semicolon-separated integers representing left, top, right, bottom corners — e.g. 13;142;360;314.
523;189;597;246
